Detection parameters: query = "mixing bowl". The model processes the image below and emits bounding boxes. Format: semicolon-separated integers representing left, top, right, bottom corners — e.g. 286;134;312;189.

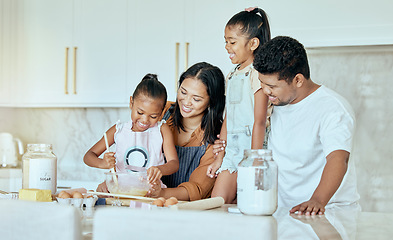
105;171;150;196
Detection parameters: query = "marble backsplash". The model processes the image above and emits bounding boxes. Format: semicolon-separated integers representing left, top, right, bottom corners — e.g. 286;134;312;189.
0;107;130;182
307;46;393;212
1;45;392;212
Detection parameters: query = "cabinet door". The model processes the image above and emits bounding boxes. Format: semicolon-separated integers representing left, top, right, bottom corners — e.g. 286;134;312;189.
15;0;74;106
72;0;128;106
185;1;259;77
0;0;14;106
128;0;185;102
15;0;128;107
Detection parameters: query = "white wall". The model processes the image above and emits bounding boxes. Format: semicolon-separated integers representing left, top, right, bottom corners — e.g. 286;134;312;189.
307;45;393;212
260;0;393;46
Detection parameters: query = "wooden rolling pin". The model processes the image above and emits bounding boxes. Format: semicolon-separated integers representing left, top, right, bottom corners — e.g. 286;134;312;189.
170;197;224;211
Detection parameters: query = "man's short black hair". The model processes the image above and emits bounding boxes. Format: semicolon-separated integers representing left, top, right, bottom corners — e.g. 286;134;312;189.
254;36;310;84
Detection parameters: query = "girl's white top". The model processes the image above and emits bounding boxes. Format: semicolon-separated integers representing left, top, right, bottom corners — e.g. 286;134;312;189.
114;120;166;172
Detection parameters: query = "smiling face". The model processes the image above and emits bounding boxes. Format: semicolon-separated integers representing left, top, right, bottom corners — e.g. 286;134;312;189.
224;25;256;68
177;77;210;120
258;73;299;106
129;94;164;132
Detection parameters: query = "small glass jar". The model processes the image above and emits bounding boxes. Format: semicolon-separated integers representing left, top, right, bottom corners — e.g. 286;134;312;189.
237;149;278;215
22;144;57;194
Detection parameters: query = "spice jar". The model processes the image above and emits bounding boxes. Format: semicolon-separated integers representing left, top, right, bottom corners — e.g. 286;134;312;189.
237;149;277;215
22;144;57;194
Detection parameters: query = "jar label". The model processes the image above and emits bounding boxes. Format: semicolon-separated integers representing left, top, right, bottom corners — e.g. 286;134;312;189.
28;158;56;193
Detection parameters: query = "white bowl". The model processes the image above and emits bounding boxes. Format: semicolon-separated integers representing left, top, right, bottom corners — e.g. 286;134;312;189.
105;171;150;196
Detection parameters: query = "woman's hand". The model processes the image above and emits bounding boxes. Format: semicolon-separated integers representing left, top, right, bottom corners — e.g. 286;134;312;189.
147;166;163;184
146;180;162;198
206;159;222;178
212;135;226;158
101;152;116;169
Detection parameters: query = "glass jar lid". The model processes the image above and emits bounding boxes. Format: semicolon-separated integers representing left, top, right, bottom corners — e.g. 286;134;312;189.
26;144;53;152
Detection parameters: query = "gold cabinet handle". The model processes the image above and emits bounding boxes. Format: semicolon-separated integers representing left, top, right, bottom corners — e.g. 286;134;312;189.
73;47;77;94
184;42;189;71
175;42;180;92
65;47;69;94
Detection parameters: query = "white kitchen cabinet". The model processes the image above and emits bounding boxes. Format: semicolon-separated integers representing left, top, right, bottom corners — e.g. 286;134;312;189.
13;0;246;107
15;0;73;107
127;0;186;102
15;0;129;107
184;0;248;78
0;1;6;105
11;0;392;107
128;0;247;102
0;0;16;106
71;0;128;106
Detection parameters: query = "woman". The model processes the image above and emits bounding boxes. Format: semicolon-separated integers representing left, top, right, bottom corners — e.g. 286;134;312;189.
98;62;226;201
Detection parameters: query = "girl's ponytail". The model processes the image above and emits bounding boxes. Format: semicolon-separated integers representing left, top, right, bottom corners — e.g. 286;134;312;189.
226;7;271;54
253;8;271;47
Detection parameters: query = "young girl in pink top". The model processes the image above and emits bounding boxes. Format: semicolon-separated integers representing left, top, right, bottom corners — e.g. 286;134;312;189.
84;74;179;186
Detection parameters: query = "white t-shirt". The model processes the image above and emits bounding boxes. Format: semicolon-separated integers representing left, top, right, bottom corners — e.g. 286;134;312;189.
268;85;360;207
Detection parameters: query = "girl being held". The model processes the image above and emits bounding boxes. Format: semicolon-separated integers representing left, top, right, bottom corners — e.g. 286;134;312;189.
84;74;179;189
206;7;272;203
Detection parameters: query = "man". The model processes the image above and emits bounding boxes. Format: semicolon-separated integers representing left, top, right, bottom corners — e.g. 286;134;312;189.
253;36;359;215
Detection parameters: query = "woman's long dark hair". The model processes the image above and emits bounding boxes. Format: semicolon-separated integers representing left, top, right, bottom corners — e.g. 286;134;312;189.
170;62;225;144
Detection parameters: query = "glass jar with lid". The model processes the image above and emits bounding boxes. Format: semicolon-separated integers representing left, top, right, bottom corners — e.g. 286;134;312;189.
22;144;57;194
237;149;278;215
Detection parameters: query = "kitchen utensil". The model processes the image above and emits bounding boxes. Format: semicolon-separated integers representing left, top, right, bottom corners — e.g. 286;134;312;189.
103;132;118;185
0;133;24;168
0;189;9;194
170;197;225;211
88;191;156;201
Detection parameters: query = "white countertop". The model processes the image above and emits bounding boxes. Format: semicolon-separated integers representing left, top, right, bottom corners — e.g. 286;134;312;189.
80;203;392;240
1;198;392;240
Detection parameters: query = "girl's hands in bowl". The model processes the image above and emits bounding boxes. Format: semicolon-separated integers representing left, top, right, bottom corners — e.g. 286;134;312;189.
96;181;109;198
146;179;162;198
147;166;162;184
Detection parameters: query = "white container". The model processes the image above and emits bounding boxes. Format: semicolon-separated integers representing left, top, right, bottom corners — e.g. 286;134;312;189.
237;149;277;215
0;132;24;168
22;144;57;194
